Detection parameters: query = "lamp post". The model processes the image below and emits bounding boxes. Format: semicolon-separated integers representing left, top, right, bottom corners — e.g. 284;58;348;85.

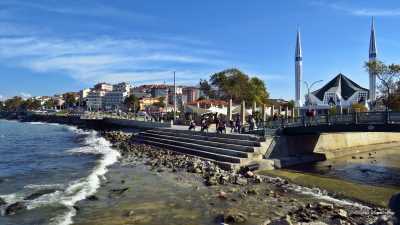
303;80;323;110
173;71;177;123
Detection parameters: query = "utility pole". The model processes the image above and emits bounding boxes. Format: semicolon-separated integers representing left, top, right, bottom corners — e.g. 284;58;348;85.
173;71;177;123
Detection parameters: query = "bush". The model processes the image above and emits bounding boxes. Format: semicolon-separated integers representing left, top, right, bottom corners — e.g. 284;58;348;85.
351;103;368;112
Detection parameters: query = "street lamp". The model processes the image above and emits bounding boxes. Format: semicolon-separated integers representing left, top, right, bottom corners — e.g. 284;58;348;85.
173;71;177;123
303;80;323;110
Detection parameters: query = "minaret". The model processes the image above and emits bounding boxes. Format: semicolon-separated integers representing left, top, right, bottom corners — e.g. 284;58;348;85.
295;29;303;107
369;17;377;102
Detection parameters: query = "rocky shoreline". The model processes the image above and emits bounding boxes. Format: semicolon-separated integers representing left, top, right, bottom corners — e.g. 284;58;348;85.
88;130;397;225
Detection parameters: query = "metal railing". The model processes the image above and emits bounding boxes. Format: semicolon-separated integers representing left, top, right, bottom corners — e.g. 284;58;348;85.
245;111;400;134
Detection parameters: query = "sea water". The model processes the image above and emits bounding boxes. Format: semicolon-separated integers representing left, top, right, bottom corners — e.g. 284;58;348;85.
0;120;120;225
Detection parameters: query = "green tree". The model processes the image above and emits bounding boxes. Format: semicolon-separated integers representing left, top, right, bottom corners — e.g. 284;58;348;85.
5;96;24;112
205;68;269;104
199;79;215;99
124;95;140;112
21;99;41;111
64;93;77;108
246;77;269;104
44;99;56;109
365;61;400;110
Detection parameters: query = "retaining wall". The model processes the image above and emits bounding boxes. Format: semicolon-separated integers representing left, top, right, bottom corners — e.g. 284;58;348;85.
270;132;400;160
104;118;172;129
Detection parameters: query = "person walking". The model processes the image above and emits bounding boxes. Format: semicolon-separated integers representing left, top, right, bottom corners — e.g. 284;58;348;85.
188;120;196;131
235;116;241;134
229;119;234;133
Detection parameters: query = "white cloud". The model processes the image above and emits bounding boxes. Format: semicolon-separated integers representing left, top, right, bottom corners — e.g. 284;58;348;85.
310;0;400;17
0;1;154;21
0;34;229;84
19;92;32;99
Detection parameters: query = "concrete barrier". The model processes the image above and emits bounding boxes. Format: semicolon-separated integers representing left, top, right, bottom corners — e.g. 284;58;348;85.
104;118;171;129
314;132;400;158
269;132;400;161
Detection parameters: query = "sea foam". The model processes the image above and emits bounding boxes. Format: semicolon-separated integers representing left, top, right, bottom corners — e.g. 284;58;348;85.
16;126;121;225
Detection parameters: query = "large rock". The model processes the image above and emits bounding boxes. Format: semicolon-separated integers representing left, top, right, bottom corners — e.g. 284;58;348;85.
5;202;27;216
235;176;248;185
223;208;247;223
389;193;400;214
317;202;334;210
335;209;348;219
24;189;57;200
370;215;395;225
268;215;293;225
0;197;6;206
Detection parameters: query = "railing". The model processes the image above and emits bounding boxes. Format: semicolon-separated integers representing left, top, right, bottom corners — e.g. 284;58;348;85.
245;111;400;134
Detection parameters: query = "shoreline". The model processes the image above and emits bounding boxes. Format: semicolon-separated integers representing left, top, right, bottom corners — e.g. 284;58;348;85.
1;118;398;224
70;130;396;225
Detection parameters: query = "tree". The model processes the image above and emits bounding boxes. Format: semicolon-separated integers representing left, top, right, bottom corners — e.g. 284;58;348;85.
44;99;56;109
64;93;77;109
199;79;215;99
328;106;338;115
21;99;41;111
124;95;140;112
203;68;269;105
351;103;368;112
365;61;400;110
246;77;269;104
5;96;23;112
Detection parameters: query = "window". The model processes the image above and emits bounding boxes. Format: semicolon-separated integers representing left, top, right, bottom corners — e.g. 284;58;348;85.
323;92;337;105
357;92;368;103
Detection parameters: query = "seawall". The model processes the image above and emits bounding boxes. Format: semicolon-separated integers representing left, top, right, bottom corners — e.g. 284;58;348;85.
268;132;400;167
18;114;172;130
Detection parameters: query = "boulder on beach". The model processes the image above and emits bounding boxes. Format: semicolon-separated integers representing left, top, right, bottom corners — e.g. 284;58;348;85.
389;193;400;214
0;197;6;206
24;189;57;200
267;215;293;225
87;195;99;201
5;202;26;216
223;208;247;223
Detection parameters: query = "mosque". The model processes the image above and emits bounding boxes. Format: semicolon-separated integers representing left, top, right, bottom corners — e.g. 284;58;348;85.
295;18;378;114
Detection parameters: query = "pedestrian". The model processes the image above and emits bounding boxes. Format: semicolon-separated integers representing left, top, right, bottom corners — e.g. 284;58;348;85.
188;120;196;131
201;117;209;132
229;119;234;133
235;116;241;133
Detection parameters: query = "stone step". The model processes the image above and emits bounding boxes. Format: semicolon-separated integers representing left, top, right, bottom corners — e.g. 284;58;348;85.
142;139;244;164
140;135;251;159
141;131;255;153
147;129;261;147
157;128;264;141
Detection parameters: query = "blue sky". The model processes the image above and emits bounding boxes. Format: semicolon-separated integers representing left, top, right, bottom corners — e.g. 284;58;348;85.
0;0;399;100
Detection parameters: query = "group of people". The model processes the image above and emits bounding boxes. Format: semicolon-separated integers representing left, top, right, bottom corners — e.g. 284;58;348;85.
188;114;249;134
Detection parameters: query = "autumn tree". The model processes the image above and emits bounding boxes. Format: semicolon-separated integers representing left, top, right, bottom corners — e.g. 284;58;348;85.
365;61;400;110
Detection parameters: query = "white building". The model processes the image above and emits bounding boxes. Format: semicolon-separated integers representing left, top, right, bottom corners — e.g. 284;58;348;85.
103;82;132;111
79;88;91;99
305;73;369;112
86;90;107;111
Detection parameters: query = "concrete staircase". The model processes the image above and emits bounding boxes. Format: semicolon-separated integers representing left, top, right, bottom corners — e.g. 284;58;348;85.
137;128;271;170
